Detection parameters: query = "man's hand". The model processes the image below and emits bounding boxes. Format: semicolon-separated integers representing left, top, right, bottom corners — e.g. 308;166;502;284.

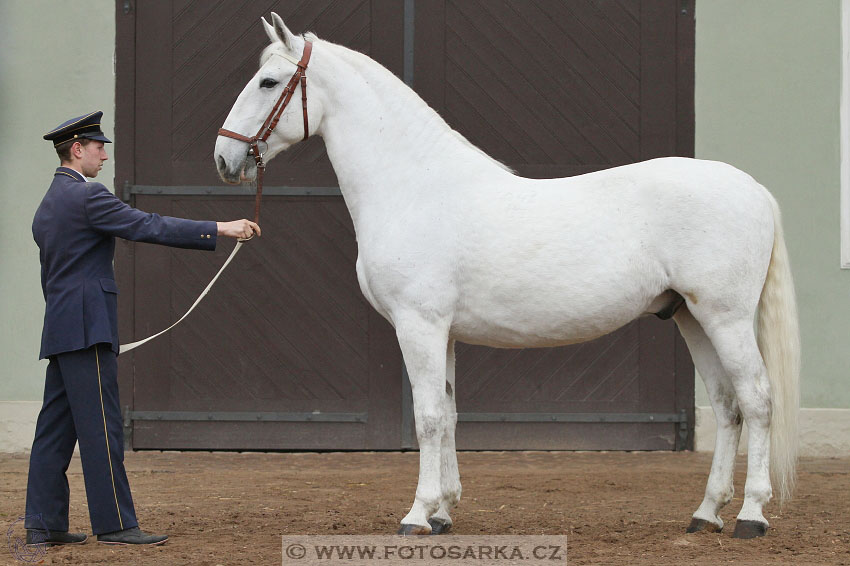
217;219;261;239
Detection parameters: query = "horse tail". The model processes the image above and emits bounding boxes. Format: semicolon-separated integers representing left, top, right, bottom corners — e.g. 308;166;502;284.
757;193;801;504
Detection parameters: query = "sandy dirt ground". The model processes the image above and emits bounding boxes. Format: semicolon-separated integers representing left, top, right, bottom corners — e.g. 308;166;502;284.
0;451;847;565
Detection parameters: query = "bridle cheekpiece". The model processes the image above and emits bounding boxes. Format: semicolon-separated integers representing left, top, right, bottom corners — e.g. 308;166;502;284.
218;39;313;223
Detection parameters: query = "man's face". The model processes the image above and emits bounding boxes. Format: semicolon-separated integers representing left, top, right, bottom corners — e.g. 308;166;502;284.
76;140;108;178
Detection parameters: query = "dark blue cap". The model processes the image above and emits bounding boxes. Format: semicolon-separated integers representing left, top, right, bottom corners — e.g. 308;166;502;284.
43;111;112;147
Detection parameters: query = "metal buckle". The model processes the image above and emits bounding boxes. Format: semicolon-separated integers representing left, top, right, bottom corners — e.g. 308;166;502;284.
248;140;268;163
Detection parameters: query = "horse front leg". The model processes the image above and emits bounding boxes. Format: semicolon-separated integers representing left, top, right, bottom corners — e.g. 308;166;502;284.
395;314;451;535
428;339;460;534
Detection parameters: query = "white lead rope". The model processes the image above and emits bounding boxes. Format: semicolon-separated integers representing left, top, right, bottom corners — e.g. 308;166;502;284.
119;239;248;354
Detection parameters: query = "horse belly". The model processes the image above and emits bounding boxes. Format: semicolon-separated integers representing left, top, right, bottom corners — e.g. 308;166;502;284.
450;268;659;348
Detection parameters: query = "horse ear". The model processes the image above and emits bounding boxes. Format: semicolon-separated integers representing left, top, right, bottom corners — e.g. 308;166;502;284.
261;16;278;45
269;12;296;51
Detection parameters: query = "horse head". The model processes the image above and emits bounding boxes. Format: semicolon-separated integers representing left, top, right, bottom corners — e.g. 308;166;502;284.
215;13;323;184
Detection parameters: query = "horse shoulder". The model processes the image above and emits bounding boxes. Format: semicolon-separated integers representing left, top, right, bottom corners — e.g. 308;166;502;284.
354;215;461;321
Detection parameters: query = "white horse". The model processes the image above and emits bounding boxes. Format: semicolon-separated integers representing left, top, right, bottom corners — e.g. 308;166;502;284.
215;14;800;539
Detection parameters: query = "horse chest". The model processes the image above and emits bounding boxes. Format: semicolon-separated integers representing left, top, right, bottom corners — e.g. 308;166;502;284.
354;239;458;323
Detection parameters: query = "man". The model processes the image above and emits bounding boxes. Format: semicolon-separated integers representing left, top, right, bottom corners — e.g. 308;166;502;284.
25;111;260;546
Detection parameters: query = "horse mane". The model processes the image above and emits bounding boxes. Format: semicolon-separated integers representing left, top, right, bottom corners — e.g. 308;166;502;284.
261;34;515;175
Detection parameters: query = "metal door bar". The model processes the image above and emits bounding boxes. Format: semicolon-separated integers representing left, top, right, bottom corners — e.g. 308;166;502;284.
402;409;690;450
458;411;686;423
125;184;341;199
125;410;366;423
124;410;368;449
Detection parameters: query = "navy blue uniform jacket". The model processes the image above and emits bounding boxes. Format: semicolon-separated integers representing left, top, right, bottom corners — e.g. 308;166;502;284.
33;167;218;359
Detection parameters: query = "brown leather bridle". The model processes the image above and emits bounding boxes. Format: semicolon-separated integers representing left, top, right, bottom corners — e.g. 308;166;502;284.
218;40;313;223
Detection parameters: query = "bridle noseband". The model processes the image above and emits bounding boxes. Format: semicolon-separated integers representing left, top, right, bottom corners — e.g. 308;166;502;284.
218;40;313;223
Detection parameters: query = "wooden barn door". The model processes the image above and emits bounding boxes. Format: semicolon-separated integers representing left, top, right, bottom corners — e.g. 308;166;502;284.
115;0;406;450
405;0;695;450
115;0;695;451
415;0;694;177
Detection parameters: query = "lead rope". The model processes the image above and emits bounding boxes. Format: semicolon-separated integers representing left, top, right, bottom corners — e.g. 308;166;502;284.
121;41;311;355
118;238;246;354
120;141;262;354
120;200;261;355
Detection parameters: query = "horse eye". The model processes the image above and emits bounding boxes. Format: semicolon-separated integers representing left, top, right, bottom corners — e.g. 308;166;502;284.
260;78;278;89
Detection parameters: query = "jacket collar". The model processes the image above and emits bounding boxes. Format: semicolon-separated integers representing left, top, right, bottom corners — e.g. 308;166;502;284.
55;167;85;182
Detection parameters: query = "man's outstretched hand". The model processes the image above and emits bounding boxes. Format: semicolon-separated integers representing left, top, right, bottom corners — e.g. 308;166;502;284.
217;219;261;239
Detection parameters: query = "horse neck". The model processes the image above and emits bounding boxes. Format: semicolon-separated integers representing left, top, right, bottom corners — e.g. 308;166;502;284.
313;43;503;225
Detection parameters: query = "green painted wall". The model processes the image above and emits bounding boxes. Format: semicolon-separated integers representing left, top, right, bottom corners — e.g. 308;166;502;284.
695;0;847;408
0;1;115;400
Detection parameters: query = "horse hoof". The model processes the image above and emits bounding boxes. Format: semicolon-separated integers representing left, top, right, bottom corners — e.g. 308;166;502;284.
397;524;431;535
428;518;452;535
686;518;722;533
732;520;768;539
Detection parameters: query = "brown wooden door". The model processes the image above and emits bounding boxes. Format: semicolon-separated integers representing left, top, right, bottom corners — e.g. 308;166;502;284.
115;0;694;450
116;0;405;450
410;0;695;450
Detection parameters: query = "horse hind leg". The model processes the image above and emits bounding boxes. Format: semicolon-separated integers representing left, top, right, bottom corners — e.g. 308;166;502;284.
674;307;742;533
395;314;451;535
427;340;460;535
696;312;774;538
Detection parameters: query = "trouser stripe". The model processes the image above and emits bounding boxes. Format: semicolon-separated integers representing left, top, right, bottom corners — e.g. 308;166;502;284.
95;345;124;530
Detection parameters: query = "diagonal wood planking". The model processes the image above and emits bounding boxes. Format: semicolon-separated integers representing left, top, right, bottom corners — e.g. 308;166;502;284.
124;0;693;449
143;197;370;412
456;323;640;413
442;0;641;169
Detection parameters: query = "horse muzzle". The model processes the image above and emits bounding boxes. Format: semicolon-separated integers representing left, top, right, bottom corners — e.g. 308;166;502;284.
215;151;257;185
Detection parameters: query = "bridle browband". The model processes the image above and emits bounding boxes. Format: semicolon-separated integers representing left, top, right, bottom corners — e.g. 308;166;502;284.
218;39;313;223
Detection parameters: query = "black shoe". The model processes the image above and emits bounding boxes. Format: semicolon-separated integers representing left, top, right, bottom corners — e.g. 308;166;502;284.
26;529;88;546
97;527;168;546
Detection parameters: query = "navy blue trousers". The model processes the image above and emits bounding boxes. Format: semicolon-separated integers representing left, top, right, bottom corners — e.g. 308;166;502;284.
25;344;137;535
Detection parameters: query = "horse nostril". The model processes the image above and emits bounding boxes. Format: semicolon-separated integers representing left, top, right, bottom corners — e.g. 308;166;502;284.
217;155;227;173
